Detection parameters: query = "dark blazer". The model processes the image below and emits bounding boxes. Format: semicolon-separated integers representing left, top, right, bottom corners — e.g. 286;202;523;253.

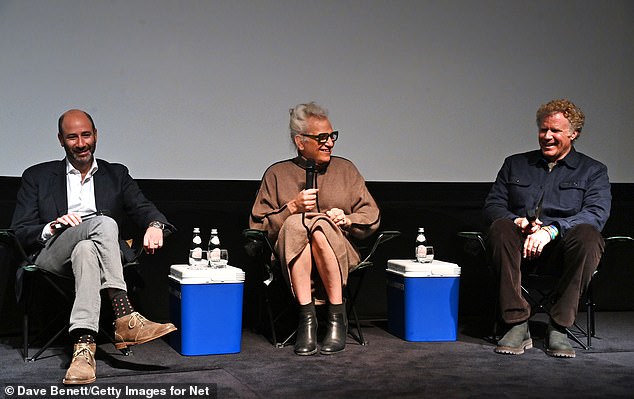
10;158;173;262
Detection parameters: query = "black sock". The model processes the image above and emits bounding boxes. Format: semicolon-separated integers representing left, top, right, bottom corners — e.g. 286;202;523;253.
110;289;135;319
71;329;96;344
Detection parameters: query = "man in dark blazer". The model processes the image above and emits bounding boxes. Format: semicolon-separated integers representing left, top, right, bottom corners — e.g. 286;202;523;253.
11;109;176;385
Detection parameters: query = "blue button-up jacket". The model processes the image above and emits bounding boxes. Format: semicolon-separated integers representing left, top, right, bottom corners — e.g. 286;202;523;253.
484;148;611;236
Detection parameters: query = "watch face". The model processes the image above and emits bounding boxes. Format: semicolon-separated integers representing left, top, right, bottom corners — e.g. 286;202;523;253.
150;221;164;229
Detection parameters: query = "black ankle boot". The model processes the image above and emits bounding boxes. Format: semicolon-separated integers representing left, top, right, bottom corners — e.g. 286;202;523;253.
294;303;318;356
320;302;347;355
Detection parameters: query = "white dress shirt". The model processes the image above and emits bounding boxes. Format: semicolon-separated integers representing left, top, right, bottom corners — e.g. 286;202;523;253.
41;158;99;241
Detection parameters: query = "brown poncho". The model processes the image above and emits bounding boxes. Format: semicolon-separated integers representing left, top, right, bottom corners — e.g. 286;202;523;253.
250;156;380;290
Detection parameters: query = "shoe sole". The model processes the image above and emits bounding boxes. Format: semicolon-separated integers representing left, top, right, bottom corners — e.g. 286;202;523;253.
320;347;345;355
114;325;177;350
62;376;96;385
294;348;318;356
546;348;576;358
494;339;533;355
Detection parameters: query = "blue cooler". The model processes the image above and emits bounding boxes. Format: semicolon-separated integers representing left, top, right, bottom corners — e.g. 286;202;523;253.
386;259;461;342
169;264;245;355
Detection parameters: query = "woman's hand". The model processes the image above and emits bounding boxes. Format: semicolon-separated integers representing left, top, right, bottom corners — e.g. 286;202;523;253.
288;189;319;214
326;208;351;229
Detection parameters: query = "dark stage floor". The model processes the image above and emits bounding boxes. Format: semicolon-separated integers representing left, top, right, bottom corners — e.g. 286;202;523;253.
1;312;634;398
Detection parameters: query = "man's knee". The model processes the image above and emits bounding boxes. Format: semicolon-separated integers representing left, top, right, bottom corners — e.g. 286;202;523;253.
91;215;119;236
566;224;601;239
487;218;517;243
564;224;604;253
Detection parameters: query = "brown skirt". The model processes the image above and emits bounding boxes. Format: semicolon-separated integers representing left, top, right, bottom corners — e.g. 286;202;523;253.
275;213;360;299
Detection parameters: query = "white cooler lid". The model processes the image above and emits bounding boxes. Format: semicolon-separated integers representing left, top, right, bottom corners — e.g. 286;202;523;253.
387;259;461;277
169;264;246;284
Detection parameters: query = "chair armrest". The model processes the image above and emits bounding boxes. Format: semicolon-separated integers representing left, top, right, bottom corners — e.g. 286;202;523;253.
457;231;486;253
605;236;634;244
0;228;29;261
242;229;276;257
359;230;401;265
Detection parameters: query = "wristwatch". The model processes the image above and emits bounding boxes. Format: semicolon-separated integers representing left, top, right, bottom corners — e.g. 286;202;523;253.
148;221;165;230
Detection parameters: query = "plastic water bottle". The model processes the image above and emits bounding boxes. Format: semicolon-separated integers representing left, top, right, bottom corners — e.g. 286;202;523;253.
189;227;203;265
208;228;221;264
415;227;427;263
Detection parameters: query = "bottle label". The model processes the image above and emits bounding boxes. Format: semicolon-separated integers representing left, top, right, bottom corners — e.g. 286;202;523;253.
209;248;221;263
210;236;220;246
193;236;202;245
416;245;427;258
189;247;203;265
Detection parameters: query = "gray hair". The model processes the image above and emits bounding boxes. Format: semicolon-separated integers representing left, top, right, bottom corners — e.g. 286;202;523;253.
289;102;329;143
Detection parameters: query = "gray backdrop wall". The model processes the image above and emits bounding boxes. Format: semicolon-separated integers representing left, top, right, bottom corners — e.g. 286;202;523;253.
1;0;632;182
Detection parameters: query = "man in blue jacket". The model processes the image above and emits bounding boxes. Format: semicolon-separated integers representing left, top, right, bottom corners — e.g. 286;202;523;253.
484;99;611;358
11;109;176;384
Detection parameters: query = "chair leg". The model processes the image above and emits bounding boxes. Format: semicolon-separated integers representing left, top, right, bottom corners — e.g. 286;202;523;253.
586;305;592;348
586;293;596;348
262;284;296;348
22;310;29;362
264;289;278;347
22;271;74;361
347;301;366;345
346;271;368;346
27;323;68;362
522;284;592;350
566;324;589;350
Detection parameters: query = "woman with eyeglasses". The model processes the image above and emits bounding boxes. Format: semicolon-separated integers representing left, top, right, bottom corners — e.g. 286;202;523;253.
250;102;380;356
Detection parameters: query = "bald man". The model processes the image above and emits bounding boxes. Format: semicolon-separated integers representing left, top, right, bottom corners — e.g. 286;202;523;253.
11;109;176;384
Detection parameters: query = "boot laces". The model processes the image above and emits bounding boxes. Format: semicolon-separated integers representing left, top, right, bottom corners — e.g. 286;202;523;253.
127;312;148;328
73;343;93;362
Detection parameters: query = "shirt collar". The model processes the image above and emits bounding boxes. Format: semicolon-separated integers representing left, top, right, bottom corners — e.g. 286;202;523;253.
530;147;580;169
65;157;99;177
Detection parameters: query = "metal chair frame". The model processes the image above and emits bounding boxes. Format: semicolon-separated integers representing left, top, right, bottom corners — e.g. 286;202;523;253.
458;231;633;349
1;228;142;361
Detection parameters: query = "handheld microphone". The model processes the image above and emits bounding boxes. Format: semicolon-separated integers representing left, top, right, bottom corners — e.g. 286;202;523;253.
53;210;108;230
303;159;317;237
305;159;316;190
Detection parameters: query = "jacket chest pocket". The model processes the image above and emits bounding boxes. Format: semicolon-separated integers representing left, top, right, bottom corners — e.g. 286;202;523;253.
507;176;532;205
558;180;587;213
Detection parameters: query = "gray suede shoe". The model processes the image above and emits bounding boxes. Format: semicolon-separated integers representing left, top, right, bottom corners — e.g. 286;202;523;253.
495;321;532;355
546;323;576;358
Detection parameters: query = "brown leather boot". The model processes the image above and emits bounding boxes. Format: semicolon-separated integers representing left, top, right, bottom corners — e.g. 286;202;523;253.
114;312;177;350
62;343;96;385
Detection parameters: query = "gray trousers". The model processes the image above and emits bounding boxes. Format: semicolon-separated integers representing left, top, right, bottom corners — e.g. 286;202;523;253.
35;216;127;333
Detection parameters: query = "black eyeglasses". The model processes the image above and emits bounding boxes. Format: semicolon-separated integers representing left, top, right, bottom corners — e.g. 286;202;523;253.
301;131;339;144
